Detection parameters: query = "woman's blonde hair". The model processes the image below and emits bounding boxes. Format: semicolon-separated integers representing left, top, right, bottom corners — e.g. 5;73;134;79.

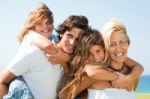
101;18;130;50
17;3;53;43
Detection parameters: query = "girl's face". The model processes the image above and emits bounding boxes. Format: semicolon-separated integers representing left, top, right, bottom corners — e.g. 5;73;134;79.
87;45;105;63
109;31;129;65
34;21;53;38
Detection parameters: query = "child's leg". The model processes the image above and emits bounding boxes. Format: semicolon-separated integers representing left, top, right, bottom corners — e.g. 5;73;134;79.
3;76;34;99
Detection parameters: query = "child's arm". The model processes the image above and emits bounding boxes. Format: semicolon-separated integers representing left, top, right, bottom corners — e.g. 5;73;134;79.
84;63;131;91
30;35;70;64
48;50;71;64
60;69;119;99
84;63;119;81
30;34;57;55
59;64;123;99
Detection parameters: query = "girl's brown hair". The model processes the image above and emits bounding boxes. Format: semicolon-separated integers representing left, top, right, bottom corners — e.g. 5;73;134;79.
59;28;109;99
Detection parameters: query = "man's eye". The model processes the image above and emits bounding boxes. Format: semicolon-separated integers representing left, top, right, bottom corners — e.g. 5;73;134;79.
67;34;73;38
96;50;100;53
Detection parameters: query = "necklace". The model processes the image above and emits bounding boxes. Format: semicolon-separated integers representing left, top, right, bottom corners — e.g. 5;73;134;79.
109;65;125;72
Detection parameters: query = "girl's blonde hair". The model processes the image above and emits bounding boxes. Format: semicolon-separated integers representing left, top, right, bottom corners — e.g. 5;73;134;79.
17;3;53;43
101;18;130;50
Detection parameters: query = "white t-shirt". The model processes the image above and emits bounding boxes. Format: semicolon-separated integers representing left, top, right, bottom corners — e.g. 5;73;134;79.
8;31;62;99
88;88;136;99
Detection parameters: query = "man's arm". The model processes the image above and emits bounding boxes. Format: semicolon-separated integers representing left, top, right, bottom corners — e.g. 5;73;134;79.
0;70;16;98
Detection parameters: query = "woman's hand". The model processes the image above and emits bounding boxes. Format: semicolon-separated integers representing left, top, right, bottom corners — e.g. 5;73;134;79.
126;75;134;91
111;72;134;91
111;72;127;89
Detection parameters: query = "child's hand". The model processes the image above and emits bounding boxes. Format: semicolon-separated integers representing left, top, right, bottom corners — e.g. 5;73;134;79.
48;47;71;64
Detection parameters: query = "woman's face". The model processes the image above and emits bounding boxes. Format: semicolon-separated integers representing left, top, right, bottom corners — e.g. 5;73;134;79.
109;31;129;65
87;45;105;63
34;21;53;38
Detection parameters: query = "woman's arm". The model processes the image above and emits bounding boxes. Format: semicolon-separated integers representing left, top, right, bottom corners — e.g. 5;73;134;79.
124;57;144;80
124;57;144;90
112;57;144;91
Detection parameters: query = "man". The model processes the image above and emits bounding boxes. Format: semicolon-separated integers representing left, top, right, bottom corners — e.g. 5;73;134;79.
0;15;89;99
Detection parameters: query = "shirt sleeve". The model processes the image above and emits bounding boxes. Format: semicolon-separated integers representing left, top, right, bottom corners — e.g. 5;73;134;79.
8;46;43;76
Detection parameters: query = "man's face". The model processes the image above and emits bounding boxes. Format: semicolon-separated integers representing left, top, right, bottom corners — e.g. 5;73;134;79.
58;27;83;54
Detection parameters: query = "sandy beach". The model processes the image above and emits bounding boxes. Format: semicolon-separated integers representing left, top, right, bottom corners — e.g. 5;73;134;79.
136;93;150;99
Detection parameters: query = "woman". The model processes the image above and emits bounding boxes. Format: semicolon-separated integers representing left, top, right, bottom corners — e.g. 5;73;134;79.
59;19;143;99
86;19;143;99
100;19;143;90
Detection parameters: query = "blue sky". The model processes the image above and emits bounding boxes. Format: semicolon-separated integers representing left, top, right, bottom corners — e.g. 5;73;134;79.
0;0;150;75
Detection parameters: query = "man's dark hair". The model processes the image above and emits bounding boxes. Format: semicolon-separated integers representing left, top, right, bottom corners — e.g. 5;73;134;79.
56;15;89;40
